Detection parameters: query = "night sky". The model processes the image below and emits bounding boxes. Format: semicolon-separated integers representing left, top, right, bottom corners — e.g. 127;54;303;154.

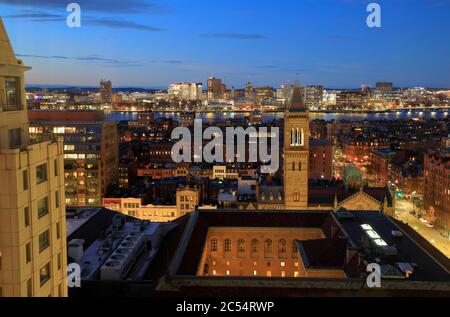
1;0;450;88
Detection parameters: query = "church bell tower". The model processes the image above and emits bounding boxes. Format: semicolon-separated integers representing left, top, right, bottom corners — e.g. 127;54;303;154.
284;82;309;210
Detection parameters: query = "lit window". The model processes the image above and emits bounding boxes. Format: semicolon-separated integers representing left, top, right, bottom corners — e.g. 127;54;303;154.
211;239;218;252
40;262;51;286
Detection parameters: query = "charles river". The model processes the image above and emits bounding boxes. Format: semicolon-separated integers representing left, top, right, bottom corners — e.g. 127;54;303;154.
105;109;449;123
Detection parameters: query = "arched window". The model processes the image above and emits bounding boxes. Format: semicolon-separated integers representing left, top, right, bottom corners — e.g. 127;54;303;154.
279;239;287;254
293;240;298;254
292;161;296;171
211;239;218;252
293;191;300;202
238;239;245;253
265;239;273;254
269;192;274;201
298;128;303;146
261;192;266;201
278;192;282;201
224;238;232;253
290;128;296;146
298;162;302;171
291;128;304;147
251;239;259;253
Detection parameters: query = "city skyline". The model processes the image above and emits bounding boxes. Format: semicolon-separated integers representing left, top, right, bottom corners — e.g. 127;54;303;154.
1;0;450;88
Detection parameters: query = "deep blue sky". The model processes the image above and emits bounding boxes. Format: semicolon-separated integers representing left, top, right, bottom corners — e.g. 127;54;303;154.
1;0;450;88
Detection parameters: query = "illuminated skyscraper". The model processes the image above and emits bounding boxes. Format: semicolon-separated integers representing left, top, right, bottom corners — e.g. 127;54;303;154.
100;79;113;103
207;77;223;100
304;85;324;110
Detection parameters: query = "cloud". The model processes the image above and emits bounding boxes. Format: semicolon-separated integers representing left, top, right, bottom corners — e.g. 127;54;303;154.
87;18;164;32
0;0;170;14
256;65;279;69
200;33;268;40
164;60;183;64
16;54;144;67
4;11;164;32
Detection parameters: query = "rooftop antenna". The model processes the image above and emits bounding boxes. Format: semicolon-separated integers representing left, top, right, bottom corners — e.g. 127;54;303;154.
295;72;300;87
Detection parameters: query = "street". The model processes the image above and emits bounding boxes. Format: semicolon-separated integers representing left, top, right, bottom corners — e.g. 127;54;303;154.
395;200;450;258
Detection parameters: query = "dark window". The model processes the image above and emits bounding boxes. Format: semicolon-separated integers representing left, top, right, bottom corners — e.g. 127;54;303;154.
26;243;31;263
265;239;273;253
39;230;50;253
279;239;287;254
36;164;47;184
37;197;49;218
251;239;259;253
57;253;61;271
238;239;245;253
23;170;29;190
54;159;59;177
24;207;30;227
224;239;232;252
55;191;60;208
293;240;299;254
56;222;61;240
27;279;32;297
8;128;22;148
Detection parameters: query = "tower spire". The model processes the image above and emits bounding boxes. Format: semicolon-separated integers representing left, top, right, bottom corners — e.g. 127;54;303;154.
0;17;20;65
289;81;305;112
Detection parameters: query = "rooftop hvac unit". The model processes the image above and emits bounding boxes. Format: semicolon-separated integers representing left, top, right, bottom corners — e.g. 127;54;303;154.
100;232;146;280
112;214;126;229
382;245;398;256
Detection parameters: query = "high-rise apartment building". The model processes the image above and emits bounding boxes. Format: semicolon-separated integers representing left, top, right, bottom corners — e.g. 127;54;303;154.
168;82;202;100
304;85;324;110
245;82;255;100
276;83;292;100
28;111;118;207
207;77;223;100
100;80;113;103
0;18;67;297
255;86;275;102
375;82;393;93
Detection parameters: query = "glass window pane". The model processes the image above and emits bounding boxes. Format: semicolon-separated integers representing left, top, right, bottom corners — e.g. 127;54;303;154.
40;262;51;286
36;164;47;184
37;197;49;218
39;230;50;253
5;77;19;108
8;128;22;148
